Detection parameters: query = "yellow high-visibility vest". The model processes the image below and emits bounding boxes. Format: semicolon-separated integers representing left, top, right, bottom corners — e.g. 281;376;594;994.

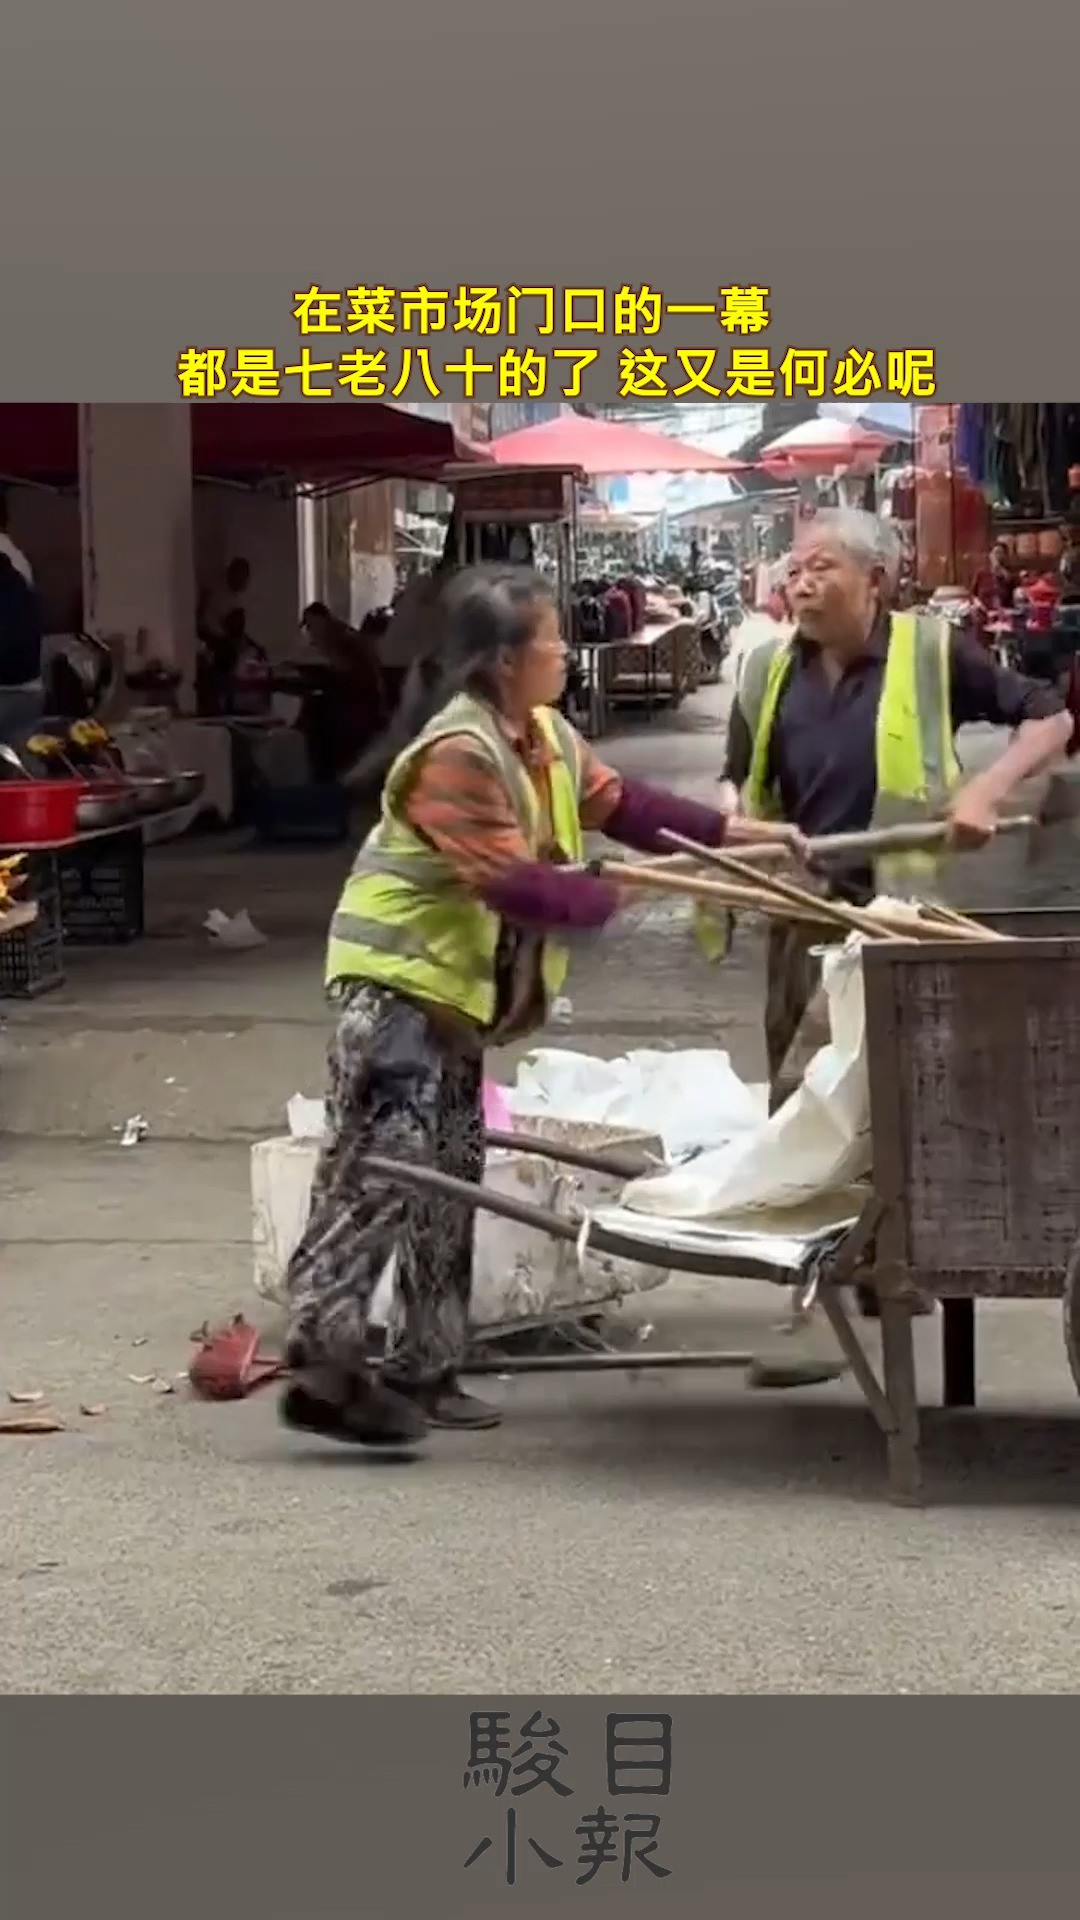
325;692;585;1028
739;611;961;885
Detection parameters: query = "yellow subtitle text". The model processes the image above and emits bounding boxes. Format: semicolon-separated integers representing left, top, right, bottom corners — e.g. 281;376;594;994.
285;284;781;338
176;344;937;404
164;286;932;405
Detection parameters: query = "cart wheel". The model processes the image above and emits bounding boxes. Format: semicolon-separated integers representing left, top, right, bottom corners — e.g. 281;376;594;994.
1061;1236;1080;1400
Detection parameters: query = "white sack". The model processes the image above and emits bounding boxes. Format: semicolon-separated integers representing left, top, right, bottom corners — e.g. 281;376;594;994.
506;1047;766;1164
620;942;871;1220
251;1131;668;1332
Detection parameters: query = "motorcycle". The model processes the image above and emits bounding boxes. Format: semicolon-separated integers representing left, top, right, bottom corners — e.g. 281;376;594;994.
692;584;732;684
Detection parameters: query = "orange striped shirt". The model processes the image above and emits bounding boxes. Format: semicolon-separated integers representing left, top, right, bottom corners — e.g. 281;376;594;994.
400;713;622;885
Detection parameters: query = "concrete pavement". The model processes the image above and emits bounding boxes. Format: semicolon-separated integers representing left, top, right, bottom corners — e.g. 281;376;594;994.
5;674;1080;1695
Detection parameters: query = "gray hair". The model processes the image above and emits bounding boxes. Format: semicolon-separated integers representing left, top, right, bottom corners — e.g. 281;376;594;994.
796;508;904;596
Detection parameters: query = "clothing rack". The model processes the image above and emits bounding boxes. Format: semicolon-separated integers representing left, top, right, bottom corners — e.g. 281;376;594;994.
955;403;1080;519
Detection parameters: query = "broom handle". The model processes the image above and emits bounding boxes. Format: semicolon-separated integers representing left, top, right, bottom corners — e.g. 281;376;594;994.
595;860;833;924
654;832;889;940
716;815;1036;865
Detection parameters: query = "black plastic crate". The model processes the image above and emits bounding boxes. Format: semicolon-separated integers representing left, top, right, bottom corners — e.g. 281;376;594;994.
58;827;145;946
0;857;65;998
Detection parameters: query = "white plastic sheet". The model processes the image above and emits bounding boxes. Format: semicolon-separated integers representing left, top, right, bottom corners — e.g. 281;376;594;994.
620;942;871;1220
505;1048;766;1165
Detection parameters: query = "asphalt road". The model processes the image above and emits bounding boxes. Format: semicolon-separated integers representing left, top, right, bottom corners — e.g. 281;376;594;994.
5;675;1080;1694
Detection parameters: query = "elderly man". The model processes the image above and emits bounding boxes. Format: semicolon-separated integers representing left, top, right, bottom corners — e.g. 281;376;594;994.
725;508;1075;1110
721;509;1075;1377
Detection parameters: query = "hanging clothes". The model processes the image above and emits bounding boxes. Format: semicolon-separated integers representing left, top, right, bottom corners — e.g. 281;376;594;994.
988;405;1020;508
954;405;982;480
1012;404;1040;497
440;520;537;568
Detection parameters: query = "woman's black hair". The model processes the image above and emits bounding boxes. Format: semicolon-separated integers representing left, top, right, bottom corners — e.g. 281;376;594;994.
346;563;555;792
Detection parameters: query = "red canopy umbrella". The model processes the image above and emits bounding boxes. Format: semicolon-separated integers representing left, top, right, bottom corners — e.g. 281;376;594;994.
758;417;893;480
488;411;747;476
0;402;486;491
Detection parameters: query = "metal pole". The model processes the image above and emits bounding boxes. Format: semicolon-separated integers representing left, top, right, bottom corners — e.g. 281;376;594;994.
463;1349;753;1376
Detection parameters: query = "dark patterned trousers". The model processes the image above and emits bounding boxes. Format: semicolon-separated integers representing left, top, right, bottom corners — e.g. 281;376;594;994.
764;922;844;1114
286;983;485;1388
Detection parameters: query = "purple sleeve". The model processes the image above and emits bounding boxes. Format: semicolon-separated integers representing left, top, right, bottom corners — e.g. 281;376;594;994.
481;862;620;933
601;776;729;856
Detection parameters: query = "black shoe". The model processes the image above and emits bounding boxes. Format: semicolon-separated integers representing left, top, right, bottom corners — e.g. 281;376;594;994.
397;1376;503;1431
746;1356;850;1390
281;1367;428;1449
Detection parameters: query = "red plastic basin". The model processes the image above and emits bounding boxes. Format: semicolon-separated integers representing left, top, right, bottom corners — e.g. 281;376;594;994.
0;779;89;844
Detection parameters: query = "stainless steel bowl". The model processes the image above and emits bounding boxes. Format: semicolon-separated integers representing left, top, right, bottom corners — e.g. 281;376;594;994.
76;793;138;832
128;775;178;815
169;771;205;807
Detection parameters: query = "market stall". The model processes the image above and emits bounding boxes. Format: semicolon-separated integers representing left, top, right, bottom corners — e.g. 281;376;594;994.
0;403;507;934
913;402;1080;685
600;610;706;719
762;420;882;541
574;501;652;576
0;724;205;995
685;413;916;623
445;461;579;634
482;413;744;734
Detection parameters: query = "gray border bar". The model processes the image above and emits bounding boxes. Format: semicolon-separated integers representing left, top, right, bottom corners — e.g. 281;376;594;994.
3;1698;1080;1913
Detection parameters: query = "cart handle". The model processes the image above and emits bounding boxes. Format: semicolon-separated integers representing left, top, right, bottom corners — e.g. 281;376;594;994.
357;1155;833;1286
484;1128;657;1181
360;1152;671;1275
362;1152;580;1240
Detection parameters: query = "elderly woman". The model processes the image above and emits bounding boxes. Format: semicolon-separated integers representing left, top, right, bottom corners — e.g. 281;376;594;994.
282;564;804;1451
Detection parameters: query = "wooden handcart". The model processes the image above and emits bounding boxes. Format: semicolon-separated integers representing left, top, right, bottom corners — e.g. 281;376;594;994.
360;907;1080;1506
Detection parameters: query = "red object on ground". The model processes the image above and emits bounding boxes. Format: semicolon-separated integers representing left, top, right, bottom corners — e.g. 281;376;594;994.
0;778;88;843
188;1315;285;1401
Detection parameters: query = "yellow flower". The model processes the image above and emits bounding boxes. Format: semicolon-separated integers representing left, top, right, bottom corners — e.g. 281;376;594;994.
69;719;108;749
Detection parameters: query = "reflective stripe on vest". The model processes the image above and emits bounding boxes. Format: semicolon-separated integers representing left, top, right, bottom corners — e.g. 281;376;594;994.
325;694;584;1025
741;614;961;884
327;912;486;974
346;697;581;891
